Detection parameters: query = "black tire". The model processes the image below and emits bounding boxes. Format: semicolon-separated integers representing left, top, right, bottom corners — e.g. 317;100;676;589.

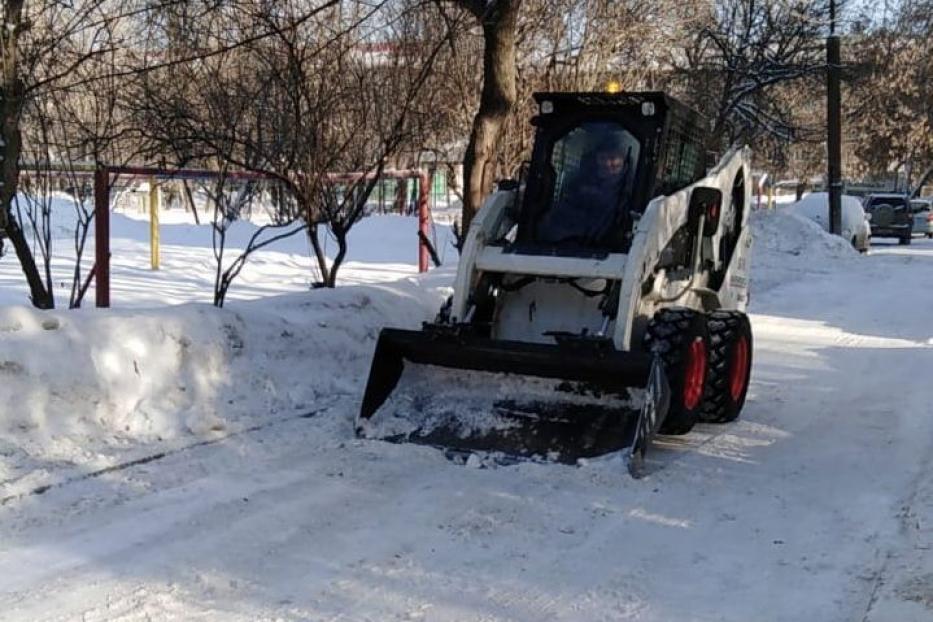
643;308;710;435
927;233;933;239
900;235;912;245
700;311;753;423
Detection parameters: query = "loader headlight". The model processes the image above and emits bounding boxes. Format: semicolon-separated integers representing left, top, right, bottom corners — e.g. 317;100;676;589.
540;100;554;114
641;102;656;116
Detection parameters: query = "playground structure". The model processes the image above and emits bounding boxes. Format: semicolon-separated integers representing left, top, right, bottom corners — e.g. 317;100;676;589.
326;169;435;274
90;165;273;308
16;163;441;307
75;165;437;307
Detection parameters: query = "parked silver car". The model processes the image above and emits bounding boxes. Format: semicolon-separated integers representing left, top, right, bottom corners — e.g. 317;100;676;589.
910;198;933;238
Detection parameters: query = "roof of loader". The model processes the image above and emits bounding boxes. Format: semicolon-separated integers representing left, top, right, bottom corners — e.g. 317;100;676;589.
531;91;704;124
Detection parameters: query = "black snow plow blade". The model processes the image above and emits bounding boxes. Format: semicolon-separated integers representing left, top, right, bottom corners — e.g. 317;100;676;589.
357;328;671;471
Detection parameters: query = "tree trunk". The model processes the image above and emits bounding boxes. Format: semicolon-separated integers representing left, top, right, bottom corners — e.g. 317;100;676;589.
459;0;521;233
1;94;53;307
911;165;933;198
212;226;226;307
326;229;348;288
5;217;54;308
307;223;331;287
0;1;53;308
182;179;200;225
796;180;810;202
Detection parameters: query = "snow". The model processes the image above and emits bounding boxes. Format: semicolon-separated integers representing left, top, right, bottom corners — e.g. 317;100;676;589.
746;208;857;296
789;191;866;224
1;197;932;621
0;193;457;307
782;191;870;245
0;195;455;498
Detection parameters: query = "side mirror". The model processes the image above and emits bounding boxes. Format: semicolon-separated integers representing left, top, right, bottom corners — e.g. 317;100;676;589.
689;186;723;237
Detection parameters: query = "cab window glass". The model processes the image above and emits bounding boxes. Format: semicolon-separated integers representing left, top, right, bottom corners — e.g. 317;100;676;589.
537;121;640;247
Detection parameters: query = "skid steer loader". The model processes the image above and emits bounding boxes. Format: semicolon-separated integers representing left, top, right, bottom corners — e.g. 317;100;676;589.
357;92;754;471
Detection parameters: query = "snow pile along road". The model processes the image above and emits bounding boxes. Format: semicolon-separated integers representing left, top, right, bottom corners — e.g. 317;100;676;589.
748;208;858;295
0;207;860;501
0;270;452;501
0;197;456;498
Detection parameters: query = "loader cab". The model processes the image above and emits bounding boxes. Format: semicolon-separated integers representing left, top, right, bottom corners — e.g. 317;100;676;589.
515;92;708;256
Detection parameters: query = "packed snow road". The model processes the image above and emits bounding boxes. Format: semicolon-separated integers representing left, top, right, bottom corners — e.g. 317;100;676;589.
1;235;933;621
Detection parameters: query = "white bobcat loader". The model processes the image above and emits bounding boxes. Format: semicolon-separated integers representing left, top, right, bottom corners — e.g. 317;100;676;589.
357;92;754;469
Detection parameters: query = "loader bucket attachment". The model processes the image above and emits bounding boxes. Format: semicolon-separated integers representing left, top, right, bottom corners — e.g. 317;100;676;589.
357;328;671;466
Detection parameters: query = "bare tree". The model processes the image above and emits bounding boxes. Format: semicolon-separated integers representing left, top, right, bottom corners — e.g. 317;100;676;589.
198;175;306;307
2;0;55;308
666;0;838;152
450;0;521;233
130;1;455;287
1;0;346;308
435;0;695;231
0;0;166;308
18;34;140;309
846;0;932;184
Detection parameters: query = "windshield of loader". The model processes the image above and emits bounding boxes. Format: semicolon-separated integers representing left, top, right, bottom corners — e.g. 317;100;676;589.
535;121;641;248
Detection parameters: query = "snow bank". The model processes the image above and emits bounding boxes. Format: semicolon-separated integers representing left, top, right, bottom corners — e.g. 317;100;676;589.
0;270;452;498
0;201;865;496
751;208;856;259
748;208;857;297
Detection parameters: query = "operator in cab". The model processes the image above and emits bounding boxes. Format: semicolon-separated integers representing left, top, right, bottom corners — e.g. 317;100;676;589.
537;131;635;247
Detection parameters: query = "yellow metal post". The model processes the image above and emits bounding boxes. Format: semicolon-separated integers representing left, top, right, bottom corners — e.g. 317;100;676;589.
149;176;160;270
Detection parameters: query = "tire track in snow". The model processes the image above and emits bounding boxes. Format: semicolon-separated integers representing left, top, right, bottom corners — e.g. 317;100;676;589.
0;398;346;508
860;439;933;621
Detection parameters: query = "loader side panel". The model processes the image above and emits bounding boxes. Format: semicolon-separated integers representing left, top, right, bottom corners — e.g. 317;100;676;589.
613;146;753;350
450;190;517;322
717;228;753;312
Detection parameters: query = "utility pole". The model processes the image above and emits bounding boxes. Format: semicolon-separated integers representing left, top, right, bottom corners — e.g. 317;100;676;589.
826;0;843;235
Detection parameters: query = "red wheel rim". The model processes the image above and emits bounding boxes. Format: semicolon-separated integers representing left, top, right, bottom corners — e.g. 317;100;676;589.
729;335;749;401
683;337;707;410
